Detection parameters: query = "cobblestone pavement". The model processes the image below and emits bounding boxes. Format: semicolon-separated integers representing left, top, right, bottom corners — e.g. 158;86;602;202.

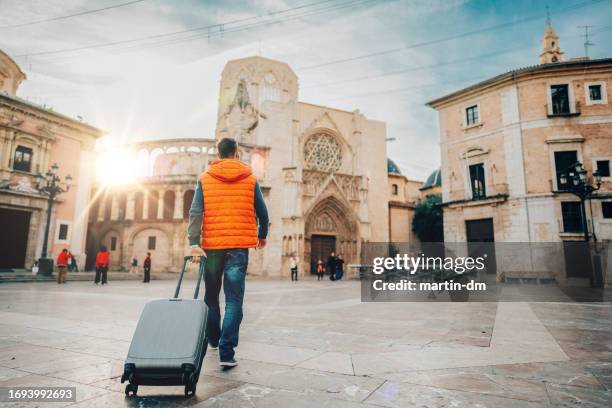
0;278;611;407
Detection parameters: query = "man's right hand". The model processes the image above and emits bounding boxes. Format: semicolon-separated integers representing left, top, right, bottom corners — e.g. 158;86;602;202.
189;246;206;263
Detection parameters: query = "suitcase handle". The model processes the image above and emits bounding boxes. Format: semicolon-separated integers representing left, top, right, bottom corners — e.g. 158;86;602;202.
174;256;206;299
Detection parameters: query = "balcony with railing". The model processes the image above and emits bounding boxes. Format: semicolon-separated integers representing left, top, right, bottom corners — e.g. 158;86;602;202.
546;101;581;118
445;183;509;206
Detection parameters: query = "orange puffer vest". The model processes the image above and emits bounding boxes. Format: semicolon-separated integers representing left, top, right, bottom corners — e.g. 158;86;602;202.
200;159;258;250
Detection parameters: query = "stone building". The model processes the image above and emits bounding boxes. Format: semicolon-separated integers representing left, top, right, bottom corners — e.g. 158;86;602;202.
427;21;612;282
87;56;397;277
387;158;422;243
0;49;104;270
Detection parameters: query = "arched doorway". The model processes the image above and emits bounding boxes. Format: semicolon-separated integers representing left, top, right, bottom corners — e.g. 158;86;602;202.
304;195;358;275
131;228;170;271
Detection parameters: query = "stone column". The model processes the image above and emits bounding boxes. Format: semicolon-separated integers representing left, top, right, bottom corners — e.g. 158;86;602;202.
3;130;14;170
110;194;119;220
157;191;164;219
0;129;8;171
174;187;183;219
69;149;94;260
97;195;106;222
142;191;149;220
126;192;135;220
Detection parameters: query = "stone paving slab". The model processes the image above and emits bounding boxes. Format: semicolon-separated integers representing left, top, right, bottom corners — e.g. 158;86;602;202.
0;280;611;407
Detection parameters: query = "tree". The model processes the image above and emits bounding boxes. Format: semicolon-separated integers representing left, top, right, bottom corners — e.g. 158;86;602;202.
412;194;443;242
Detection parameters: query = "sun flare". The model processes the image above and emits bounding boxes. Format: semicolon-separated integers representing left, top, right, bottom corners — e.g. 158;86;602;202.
96;150;138;186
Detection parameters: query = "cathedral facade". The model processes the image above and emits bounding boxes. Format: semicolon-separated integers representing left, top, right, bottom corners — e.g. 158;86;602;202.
87;56;392;277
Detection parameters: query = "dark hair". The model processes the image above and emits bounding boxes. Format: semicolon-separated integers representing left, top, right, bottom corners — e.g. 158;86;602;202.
62;248;68;252
217;138;238;159
100;245;107;252
147;252;151;256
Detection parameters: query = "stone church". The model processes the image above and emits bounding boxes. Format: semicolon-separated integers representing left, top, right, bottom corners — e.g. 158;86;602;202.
87;56;405;277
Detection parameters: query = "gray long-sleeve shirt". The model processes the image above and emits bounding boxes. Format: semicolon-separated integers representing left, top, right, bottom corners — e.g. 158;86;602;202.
187;180;269;247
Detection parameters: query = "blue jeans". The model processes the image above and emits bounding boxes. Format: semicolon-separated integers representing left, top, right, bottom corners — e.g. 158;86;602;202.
204;248;248;361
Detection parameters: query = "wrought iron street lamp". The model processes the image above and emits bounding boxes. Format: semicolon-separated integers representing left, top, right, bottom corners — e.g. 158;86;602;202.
36;163;72;275
558;162;601;242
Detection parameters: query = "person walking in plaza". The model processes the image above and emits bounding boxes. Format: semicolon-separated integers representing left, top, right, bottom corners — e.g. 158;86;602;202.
316;259;325;280
327;251;338;281
143;253;151;283
94;246;110;285
290;256;298;281
336;254;345;280
188;137;269;368
56;248;69;284
130;256;138;274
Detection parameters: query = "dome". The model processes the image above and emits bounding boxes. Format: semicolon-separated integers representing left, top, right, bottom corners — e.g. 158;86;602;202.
387;158;402;175
420;168;441;190
0;49;26;96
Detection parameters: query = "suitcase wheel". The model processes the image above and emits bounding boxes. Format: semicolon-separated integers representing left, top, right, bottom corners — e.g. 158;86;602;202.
125;383;138;397
185;382;196;397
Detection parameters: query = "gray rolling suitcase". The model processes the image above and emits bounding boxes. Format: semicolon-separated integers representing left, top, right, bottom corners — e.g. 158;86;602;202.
122;256;208;397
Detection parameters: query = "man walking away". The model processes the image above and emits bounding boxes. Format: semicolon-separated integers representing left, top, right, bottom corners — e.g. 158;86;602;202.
56;248;69;284
130;257;138;274
336;254;345;280
290;256;298;281
327;251;337;281
143;253;151;283
188;137;269;368
95;246;110;285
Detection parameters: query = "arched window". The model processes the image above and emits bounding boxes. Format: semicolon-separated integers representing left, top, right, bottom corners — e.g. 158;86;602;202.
183;189;195;219
163;190;175;220
391;184;398;195
89;193;100;223
118;193;127;220
148;191;159;219
13;146;33;172
134;192;144;220
104;196;112;221
303;133;342;172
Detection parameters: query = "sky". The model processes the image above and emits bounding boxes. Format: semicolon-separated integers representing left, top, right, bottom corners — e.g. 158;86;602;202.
1;0;611;180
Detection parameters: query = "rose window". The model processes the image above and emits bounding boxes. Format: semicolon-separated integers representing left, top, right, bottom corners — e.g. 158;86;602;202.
303;133;342;172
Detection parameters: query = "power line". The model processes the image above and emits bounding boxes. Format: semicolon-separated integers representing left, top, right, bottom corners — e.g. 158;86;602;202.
0;0;146;29
295;0;610;71
302;46;525;89
105;0;377;56
13;0;341;58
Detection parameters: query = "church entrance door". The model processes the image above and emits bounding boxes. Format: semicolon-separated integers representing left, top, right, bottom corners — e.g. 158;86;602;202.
0;208;31;269
310;235;335;275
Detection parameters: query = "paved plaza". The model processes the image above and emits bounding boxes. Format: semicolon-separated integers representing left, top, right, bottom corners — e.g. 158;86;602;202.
0;277;611;407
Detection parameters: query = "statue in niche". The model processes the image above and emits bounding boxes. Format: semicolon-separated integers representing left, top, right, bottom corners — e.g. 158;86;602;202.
219;79;266;143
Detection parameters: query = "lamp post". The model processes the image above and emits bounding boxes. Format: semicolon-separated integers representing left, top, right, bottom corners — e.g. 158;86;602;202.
36;163;72;275
558;161;601;241
559;162;603;288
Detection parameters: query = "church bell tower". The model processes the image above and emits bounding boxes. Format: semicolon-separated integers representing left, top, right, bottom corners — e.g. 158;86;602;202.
539;12;564;64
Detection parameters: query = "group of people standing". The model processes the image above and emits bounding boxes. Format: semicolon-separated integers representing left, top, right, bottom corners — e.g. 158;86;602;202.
130;253;152;283
47;246;153;285
288;252;345;281
315;251;345;281
93;247;152;285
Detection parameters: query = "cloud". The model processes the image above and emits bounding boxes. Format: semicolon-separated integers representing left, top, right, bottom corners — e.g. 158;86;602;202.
1;0;611;180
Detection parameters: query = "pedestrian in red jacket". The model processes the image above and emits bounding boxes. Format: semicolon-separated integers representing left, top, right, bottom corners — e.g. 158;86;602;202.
56;248;69;284
143;252;151;283
95;245;110;285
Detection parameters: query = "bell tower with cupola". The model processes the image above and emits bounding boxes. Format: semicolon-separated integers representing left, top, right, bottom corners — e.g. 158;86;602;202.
539;12;564;64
